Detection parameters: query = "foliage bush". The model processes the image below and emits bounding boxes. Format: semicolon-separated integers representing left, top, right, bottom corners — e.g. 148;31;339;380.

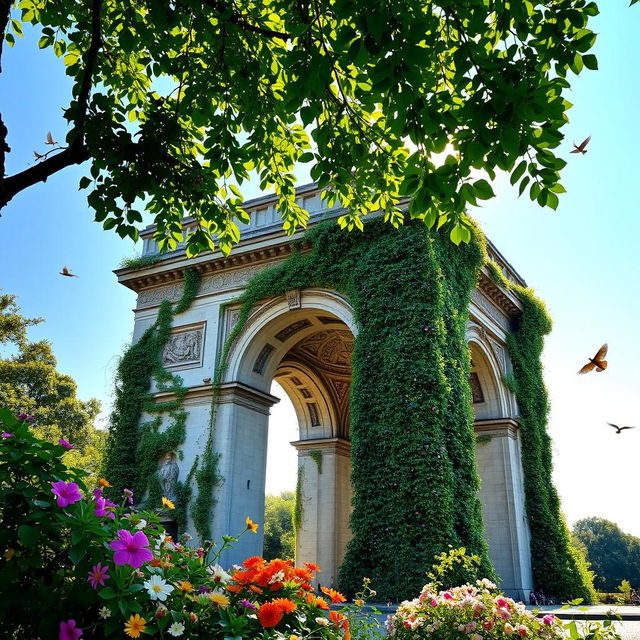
0;409;357;640
263;491;295;561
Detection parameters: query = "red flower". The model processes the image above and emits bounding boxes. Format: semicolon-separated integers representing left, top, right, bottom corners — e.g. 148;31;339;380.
258;603;284;627
243;556;265;569
305;562;321;572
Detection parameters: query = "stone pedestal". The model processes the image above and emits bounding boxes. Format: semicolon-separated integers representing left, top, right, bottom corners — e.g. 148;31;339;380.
291;438;352;587
474;418;533;600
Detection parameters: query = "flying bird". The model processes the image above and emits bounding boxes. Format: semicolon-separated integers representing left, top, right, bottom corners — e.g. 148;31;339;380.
570;135;591;154
607;422;636;435
45;131;57;146
577;343;608;374
33;150;44;160
60;266;79;278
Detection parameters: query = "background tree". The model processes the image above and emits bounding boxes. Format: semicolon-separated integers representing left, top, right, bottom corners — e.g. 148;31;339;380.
573;517;640;591
0;292;103;478
263;491;295;561
1;0;602;254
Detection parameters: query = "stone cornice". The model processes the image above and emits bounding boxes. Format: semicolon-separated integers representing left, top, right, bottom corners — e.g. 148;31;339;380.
474;418;520;439
291;437;351;456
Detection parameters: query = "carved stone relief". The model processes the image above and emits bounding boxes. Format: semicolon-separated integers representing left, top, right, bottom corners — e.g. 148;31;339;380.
253;344;275;374
158;452;179;503
488;337;508;375
275;319;312;342
470;372;485;404
286;289;302;310
162;324;204;369
471;289;511;332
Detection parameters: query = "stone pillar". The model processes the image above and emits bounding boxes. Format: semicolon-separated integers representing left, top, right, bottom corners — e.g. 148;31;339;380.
474;419;534;601
291;438;352;588
211;381;279;568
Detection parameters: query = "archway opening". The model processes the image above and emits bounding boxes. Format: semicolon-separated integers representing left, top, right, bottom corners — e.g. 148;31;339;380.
221;294;355;585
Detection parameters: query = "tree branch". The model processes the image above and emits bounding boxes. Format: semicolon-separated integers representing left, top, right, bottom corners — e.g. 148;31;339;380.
0;0;103;209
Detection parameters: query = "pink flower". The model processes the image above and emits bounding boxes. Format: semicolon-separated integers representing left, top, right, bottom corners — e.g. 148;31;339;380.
483;619;495;631
123;488;134;505
443;591;454;600
496;597;510;609
429;597;438;607
87;563;110;588
59;619;82;640
1;432;13;438
110;529;153;568
51;481;83;508
497;607;511;620
95;495;116;519
542;615;556;626
58;439;77;449
517;625;528;637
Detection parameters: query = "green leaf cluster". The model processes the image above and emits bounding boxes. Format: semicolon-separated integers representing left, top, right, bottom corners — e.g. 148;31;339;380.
6;0;601;252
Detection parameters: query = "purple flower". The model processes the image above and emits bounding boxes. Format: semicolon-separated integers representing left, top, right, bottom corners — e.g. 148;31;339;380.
93;487;103;499
1;432;13;438
240;599;257;610
58;439;77;450
95;495;116;519
87;562;110;589
51;481;83;508
59;619;82;640
197;585;212;593
110;529;153;568
542;615;557;626
123;488;134;505
18;413;35;423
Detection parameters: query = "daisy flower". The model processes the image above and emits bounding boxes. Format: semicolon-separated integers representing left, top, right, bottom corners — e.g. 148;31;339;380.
144;575;174;601
168;622;185;637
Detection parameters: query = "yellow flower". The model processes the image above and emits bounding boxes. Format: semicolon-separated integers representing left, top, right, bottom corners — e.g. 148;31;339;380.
290;635;300;640
176;580;194;592
124;614;147;638
245;517;259;533
162;496;175;509
208;590;230;608
354;599;365;607
98;478;111;487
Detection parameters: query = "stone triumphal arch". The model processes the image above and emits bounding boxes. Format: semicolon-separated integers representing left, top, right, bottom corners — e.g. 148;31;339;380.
116;184;533;598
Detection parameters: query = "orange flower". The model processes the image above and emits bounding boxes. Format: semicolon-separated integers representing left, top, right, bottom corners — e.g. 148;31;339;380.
330;611;349;628
175;581;193;592
234;570;258;585
321;586;347;604
243;556;265;569
245;517;259;533
258;602;284;627
305;562;321;572
98;478;111;487
124;614;146;638
272;598;297;613
226;585;243;593
250;585;264;594
293;568;313;583
305;593;329;610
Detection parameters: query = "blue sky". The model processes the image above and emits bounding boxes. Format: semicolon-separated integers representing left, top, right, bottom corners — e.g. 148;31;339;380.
1;4;639;536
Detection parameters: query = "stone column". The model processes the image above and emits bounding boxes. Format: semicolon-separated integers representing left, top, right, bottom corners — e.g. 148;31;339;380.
211;381;279;568
291;438;352;588
474;419;534;601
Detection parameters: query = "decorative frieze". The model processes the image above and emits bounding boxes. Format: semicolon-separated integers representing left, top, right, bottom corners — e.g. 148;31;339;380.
162;323;205;369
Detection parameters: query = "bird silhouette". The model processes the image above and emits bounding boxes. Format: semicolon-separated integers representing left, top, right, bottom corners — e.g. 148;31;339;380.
577;343;608;374
60;266;79;278
571;135;591;154
607;422;636;435
45;131;57;146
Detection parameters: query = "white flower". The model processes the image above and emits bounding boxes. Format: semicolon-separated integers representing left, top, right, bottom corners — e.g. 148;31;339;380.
144;575;174;601
135;519;147;530
207;563;231;584
98;606;111;619
269;570;285;584
315;617;330;626
168;622;185;637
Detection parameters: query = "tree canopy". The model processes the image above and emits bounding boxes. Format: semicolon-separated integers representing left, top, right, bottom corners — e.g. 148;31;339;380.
263;491;295;561
573;517;640;592
1;0;601;254
0;293;104;479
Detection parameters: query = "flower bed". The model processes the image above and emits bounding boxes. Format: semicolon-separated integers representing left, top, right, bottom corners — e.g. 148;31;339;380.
0;410;359;640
